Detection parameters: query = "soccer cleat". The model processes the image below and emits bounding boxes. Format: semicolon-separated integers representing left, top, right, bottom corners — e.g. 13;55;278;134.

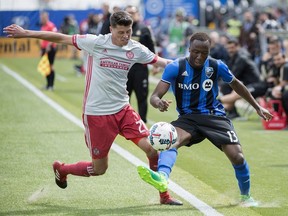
53;161;67;189
160;195;183;205
240;195;259;207
137;166;168;193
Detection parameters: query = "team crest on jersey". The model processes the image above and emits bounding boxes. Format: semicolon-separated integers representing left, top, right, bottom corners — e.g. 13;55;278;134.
202;79;213;91
205;67;214;78
126;51;134;59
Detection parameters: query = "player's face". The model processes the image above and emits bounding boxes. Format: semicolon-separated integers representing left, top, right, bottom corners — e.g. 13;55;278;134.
110;25;132;47
268;43;281;56
226;43;238;57
188;40;210;68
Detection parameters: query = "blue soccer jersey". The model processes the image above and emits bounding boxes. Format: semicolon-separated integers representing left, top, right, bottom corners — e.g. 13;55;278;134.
162;57;234;116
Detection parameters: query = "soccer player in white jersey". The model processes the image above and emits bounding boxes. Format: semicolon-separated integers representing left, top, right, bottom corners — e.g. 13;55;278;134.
3;11;182;205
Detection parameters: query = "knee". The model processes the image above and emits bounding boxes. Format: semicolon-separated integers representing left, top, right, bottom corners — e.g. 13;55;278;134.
92;167;107;176
91;164;108;176
223;144;245;165
231;153;245;165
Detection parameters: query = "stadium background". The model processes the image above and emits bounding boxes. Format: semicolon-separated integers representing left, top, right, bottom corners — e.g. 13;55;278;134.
1;1;287;215
0;0;279;59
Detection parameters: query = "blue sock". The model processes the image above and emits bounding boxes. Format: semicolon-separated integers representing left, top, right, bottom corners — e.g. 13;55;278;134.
233;160;250;195
158;148;178;180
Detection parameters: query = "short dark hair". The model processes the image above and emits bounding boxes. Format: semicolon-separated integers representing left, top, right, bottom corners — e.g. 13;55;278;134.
110;11;133;28
190;32;211;45
227;38;239;46
267;35;281;44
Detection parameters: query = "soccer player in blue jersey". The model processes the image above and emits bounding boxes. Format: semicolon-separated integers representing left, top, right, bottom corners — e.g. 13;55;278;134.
137;32;273;207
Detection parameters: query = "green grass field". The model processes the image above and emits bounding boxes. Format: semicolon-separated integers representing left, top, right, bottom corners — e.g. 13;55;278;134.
0;57;287;216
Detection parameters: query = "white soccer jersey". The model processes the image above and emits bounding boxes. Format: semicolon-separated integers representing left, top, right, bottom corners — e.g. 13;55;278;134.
72;34;157;115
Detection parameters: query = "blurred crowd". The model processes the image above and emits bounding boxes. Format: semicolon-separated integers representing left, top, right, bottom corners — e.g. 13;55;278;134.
151;2;288;122
52;1;288;123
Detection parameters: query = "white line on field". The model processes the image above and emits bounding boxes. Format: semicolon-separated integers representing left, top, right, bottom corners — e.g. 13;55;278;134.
56;74;67;82
1;64;223;216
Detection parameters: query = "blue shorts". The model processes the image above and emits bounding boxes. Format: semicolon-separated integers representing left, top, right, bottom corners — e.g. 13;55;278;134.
171;114;240;150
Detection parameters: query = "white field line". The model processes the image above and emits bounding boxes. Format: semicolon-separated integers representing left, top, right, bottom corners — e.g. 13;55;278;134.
56;74;67;82
1;64;223;216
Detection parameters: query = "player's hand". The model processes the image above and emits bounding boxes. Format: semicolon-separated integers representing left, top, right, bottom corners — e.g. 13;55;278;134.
3;24;25;38
151;66;162;75
257;106;273;121
157;99;172;112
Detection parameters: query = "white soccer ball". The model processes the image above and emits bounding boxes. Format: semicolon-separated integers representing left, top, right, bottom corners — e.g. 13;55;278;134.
149;122;178;151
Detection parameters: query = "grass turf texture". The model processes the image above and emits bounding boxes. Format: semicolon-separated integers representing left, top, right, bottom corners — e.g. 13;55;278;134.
0;57;287;216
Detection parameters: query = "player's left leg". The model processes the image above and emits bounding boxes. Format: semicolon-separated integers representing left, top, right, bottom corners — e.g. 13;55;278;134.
222;144;258;207
53;114;116;189
53;159;103;189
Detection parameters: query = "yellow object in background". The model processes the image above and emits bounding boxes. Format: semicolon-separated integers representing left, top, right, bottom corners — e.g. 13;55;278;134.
37;53;50;76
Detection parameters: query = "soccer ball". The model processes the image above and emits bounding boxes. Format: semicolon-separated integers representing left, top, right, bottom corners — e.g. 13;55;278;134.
149;122;178;151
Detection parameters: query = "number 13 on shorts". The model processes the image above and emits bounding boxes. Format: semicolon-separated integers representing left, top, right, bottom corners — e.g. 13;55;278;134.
227;130;239;142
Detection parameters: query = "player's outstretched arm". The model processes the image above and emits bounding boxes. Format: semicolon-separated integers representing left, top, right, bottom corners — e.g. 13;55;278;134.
230;78;273;121
152;56;173;69
3;24;73;45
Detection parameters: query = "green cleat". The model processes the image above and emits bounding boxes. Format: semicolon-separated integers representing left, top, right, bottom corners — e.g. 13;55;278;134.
240;195;259;207
137;166;168;193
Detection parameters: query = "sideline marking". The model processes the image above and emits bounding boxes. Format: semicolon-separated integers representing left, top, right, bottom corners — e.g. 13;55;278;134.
1;64;223;216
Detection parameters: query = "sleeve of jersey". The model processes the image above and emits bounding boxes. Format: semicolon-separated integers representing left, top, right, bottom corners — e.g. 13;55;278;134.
218;60;235;83
137;43;157;64
161;60;179;84
72;34;97;53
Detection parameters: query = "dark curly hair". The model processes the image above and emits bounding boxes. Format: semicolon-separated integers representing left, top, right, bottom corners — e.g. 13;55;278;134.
190;32;211;45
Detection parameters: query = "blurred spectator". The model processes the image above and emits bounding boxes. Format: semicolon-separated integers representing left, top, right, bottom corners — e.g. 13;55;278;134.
125;5;156;123
220;36;288;119
219;33;230;47
100;3;111;35
59;15;79;35
238;10;261;65
268;53;288;117
257;10;281;55
209;31;229;63
59;14;79;59
167;7;191;58
272;7;287;29
75;13;103;75
226;14;242;38
40;11;57;91
87;14;103;35
219;39;260;119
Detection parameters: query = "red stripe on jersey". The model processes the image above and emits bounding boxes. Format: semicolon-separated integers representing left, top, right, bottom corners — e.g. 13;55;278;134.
149;55;158;64
72;35;81;50
82;55;93;113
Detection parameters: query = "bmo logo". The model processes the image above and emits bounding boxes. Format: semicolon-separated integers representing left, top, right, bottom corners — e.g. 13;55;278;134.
178;79;213;91
178;83;199;90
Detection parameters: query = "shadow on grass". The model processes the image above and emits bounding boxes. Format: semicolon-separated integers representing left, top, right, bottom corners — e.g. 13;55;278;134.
269;164;288;168
0;203;196;215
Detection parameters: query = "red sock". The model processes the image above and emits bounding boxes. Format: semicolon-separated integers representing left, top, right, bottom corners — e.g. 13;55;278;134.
148;153;159;171
160;191;170;199
61;161;94;177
